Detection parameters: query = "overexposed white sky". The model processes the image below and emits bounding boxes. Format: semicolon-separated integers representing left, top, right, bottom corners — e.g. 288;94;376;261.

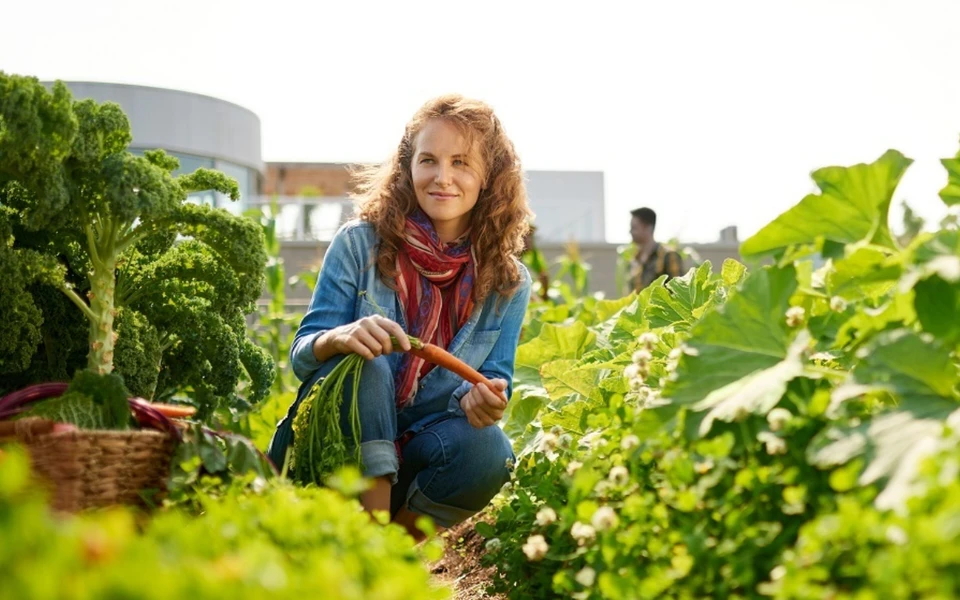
3;0;959;243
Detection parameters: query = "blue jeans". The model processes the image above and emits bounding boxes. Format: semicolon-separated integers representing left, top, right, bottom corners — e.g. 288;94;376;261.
267;355;514;528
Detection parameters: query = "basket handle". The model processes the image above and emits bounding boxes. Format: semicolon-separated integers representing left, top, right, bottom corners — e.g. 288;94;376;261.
0;383;181;441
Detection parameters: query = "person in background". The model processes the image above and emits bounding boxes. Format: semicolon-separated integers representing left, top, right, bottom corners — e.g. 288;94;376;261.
628;207;683;291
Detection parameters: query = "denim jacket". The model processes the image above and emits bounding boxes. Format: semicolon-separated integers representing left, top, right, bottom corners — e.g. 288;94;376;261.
290;220;532;430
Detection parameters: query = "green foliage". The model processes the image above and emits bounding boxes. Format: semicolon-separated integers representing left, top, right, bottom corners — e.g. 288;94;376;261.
165;423;277;512
20;371;132;429
0;210;65;378
0;447;450;600
741;150;910;260
485;143;960;599
764;444;960;599
112;307;161;398
19;393;105;429
0;71;273;418
245;200;302;397
291;354;365;485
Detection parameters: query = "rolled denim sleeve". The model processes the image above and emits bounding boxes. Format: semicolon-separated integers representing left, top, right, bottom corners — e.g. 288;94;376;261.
290;226;362;382
448;264;532;414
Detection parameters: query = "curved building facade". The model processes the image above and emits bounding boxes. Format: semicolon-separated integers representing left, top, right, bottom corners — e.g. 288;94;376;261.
49;81;264;213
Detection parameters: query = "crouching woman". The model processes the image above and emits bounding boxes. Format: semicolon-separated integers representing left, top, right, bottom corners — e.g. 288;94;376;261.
268;94;532;539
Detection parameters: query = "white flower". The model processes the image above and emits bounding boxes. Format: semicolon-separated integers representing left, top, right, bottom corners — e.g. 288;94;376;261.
579;431;605;450
829;296;848;312
522;534;549;561
766;408;793;432
505;457;515;470
591;506;619;531
485;538;502;552
632;349;653;365
608;465;630;486
500;481;513;494
550;425;564;436
566;461;583;476
770;565;787;581
540;432;559;453
593;480;614;498
575;566;597;587
623;363;640;380
668;347;684;361
694;459;714;475
536;507;558;527
639;332;659;348
886;525;908;546
758;431;787;455
785;306;805;328
558;433;573;449
621;434;640;450
630;377;647;392
570;522;596;546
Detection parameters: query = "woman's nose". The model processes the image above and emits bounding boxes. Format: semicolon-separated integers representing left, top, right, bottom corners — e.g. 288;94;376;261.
435;164;452;186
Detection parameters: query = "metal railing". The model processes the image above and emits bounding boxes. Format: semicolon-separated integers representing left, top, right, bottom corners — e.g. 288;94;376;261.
246;195;356;241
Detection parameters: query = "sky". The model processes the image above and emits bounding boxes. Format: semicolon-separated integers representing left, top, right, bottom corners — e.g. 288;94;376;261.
2;0;959;243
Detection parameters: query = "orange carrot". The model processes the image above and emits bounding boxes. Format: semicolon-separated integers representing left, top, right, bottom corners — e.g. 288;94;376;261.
146;402;197;419
409;340;508;404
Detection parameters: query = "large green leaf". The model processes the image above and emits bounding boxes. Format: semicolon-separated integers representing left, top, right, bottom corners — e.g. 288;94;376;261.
692;332;810;435
810;330;960;510
594;293;637;323
827;246;902;301
539;394;604;437
810;397;960;511
721;258;747;288
515;321;595;384
540;359;603;403
834;291;915;349
663;265;798;407
741;150;912;259
646;261;718;330
609;285;657;343
501;384;550;441
852;330;957;399
938;145;960;206
914;275;960;345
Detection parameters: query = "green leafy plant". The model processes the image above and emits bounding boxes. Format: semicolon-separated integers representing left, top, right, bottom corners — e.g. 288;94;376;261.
0;73;274;418
0;446;450;600
481;145;960;598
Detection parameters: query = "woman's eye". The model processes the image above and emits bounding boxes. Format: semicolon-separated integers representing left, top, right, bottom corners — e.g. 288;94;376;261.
419;158;434;164
453;159;465;166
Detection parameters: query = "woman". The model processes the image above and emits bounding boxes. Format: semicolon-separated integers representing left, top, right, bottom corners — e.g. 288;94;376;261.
267;94;532;540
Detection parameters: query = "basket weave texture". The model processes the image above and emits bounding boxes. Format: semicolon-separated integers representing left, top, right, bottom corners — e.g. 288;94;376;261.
1;418;177;512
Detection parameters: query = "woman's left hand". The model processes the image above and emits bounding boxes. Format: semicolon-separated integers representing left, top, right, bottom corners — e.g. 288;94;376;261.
460;379;508;428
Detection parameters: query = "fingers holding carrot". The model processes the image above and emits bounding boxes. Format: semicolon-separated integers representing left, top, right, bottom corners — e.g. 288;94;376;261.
326;315;411;360
461;378;508;429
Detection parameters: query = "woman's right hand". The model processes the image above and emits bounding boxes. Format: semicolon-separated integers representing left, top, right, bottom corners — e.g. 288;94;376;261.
315;315;412;362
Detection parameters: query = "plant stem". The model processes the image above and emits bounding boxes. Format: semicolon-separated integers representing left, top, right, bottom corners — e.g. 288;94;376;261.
61;285;97;323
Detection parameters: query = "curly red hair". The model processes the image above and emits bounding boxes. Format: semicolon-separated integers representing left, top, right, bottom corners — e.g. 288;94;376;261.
354;94;532;303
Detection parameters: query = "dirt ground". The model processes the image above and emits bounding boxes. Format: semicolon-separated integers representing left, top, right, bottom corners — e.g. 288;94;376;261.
430;515;505;600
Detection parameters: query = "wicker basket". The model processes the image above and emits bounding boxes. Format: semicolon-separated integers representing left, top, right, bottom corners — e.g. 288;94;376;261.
0;387;180;513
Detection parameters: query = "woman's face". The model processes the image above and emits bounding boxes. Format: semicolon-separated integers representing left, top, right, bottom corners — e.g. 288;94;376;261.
411;118;484;243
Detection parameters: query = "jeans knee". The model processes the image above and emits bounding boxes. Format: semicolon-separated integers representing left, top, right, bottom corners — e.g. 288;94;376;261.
422;420;512;511
358;355;394;394
461;426;513;500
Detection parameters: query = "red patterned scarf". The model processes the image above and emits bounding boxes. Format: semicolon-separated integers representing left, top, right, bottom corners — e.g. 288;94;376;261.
394;209;476;408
